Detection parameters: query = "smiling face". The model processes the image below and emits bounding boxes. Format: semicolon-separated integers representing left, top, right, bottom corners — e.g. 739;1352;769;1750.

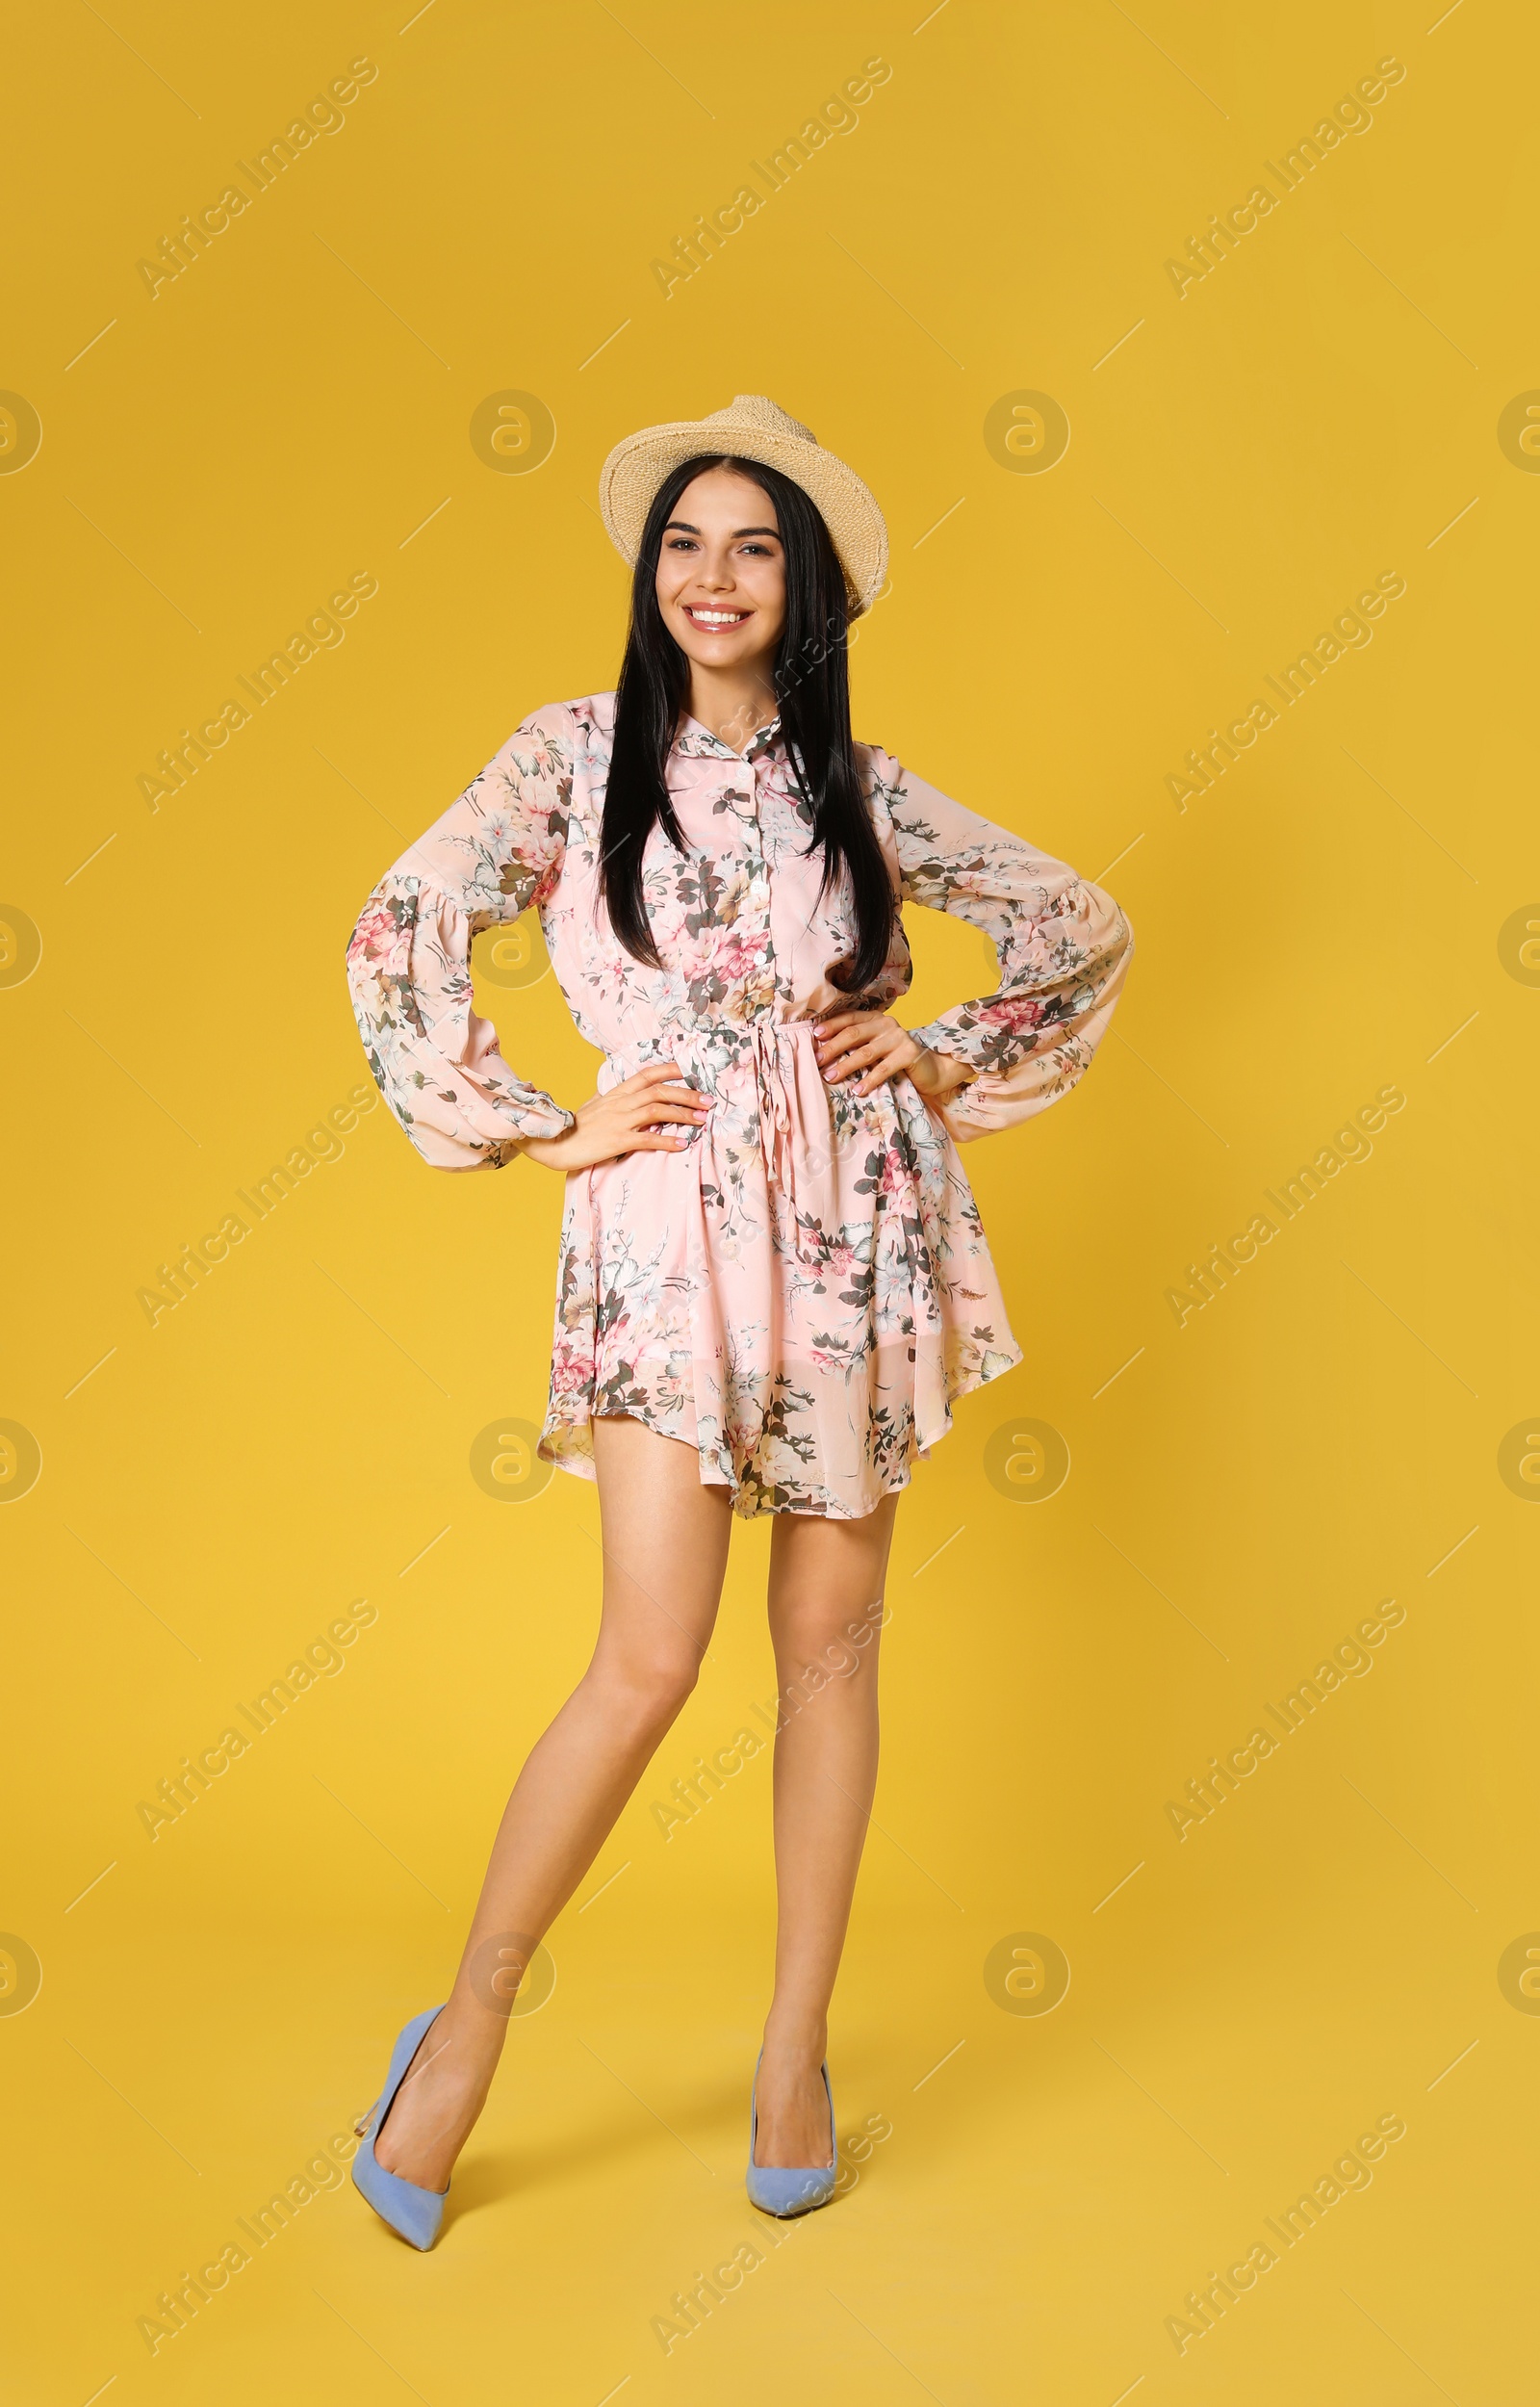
654;465;786;689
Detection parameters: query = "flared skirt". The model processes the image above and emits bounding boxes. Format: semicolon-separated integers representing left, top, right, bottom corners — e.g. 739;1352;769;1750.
539;1017;1022;1518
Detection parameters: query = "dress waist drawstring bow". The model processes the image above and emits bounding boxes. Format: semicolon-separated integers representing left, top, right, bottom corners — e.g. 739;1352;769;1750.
601;1018;833;1243
745;1019;803;1204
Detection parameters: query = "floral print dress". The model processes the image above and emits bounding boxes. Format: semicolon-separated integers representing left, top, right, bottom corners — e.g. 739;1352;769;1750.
346;694;1132;1518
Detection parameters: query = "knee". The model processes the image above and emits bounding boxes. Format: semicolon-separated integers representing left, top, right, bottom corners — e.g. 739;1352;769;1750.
588;1648;701;1738
774;1605;884;1692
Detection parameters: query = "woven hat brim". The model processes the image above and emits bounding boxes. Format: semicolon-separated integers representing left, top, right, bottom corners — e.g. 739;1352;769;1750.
599;421;888;616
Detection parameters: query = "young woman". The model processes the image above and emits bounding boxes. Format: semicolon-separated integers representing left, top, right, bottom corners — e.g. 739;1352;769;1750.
344;394;1132;2247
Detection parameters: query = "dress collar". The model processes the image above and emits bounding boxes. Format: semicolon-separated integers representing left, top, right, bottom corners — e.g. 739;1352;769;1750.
672;712;783;764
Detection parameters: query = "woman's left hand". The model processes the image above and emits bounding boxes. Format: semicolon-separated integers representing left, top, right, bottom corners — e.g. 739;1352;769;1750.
812;1010;970;1100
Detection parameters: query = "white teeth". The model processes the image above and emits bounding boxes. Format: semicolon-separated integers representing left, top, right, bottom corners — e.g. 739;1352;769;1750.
688;608;745;626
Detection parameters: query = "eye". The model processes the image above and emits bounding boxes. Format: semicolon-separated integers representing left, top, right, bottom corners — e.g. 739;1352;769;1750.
665;535;699;552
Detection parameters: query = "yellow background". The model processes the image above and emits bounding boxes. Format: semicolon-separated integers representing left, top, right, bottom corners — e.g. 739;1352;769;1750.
4;1;1535;2400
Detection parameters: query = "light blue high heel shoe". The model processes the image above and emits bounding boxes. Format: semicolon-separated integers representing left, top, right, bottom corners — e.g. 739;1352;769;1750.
351;2006;450;2250
745;2051;839;2217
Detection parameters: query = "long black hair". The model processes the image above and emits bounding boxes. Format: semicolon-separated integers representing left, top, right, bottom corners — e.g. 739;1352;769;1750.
600;453;895;993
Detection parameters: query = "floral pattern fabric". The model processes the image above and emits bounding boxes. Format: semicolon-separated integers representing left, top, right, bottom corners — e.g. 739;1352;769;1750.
346;693;1132;1517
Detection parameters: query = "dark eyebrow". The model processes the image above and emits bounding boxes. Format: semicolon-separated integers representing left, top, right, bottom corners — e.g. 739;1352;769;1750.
663;519;782;539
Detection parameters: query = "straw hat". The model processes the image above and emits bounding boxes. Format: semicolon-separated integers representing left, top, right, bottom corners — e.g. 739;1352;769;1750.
599;394;888;616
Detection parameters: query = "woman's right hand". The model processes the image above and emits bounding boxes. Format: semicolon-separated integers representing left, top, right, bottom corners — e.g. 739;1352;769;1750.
520;1062;710;1172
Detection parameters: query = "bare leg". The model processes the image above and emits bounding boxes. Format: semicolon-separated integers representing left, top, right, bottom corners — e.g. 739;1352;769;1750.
752;1493;898;2168
372;1415;732;2189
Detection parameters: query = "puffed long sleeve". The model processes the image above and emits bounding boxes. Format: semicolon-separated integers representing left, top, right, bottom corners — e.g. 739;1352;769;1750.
346;708;578;1169
877;758;1134;1146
